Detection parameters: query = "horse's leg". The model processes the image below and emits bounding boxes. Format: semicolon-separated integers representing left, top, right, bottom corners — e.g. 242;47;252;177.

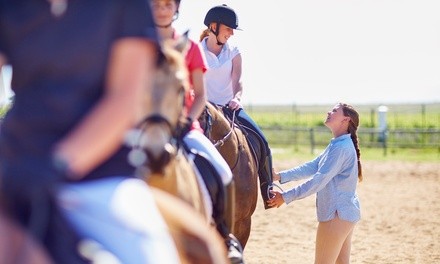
235;110;275;210
232;188;255;249
232;216;252;249
151;187;228;264
231;146;259;249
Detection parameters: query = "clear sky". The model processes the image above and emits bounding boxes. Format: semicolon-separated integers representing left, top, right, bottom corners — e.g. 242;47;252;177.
175;0;440;106
1;1;439;107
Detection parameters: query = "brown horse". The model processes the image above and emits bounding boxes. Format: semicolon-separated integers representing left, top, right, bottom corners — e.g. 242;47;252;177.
198;103;259;248
127;35;228;262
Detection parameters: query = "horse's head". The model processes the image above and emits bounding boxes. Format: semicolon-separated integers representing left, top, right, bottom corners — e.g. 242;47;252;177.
198;102;236;148
127;34;190;174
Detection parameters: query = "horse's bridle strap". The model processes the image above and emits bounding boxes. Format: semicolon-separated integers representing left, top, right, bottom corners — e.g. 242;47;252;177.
140;114;173;131
213;108;236;148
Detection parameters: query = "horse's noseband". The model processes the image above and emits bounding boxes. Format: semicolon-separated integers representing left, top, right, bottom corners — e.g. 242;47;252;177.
141;114;173;132
128;113;177;174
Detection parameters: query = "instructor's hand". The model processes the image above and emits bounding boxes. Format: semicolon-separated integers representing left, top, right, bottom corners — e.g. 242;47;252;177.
267;190;285;208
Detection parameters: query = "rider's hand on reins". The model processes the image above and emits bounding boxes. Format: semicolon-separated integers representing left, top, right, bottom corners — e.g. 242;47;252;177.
177;117;193;141
228;98;242;110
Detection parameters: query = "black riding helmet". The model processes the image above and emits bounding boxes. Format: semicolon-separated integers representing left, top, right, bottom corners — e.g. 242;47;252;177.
175;0;181;13
204;4;241;45
204;4;241;30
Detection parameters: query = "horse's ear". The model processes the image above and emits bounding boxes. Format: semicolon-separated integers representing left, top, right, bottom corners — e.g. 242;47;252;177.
174;30;190;54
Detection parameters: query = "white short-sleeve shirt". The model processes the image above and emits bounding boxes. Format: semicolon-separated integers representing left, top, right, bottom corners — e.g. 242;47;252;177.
201;37;240;105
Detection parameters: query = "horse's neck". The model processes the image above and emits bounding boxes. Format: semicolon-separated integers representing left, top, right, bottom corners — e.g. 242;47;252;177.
211;120;232;139
205;107;242;168
210;110;237;144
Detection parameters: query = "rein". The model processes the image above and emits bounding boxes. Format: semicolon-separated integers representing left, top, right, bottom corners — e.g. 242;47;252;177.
213;108;237;148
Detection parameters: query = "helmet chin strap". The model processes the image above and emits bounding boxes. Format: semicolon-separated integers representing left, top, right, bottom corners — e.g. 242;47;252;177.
210;23;224;46
215;35;224;46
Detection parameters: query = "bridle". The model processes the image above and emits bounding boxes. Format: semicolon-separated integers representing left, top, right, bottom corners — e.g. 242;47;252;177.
201;105;237;148
127;113;177;173
212;108;236;148
127;84;186;174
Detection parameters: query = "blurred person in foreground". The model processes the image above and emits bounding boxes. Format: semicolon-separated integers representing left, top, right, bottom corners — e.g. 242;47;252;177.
0;0;179;263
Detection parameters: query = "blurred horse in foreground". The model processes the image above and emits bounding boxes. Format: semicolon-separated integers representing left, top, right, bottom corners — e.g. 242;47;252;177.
126;35;227;263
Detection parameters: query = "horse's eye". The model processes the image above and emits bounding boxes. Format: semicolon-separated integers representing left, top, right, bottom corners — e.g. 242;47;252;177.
178;86;185;95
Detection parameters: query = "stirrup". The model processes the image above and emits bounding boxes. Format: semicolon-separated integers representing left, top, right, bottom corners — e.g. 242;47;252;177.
226;234;244;264
266;183;284;199
227;234;243;253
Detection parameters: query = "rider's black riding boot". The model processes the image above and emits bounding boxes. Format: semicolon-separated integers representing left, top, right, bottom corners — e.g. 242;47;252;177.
260;152;274;210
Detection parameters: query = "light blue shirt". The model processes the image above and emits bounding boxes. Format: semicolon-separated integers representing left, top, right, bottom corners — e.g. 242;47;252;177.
280;134;361;223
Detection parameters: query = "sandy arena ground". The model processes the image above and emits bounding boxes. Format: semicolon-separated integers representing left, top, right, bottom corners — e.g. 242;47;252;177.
243;160;440;264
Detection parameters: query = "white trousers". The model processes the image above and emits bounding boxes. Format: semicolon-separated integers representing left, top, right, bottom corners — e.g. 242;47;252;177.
183;130;233;185
57;177;179;264
183;130;234;220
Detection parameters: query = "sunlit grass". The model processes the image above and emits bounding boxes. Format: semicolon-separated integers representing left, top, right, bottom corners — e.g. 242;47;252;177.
1;102;438;162
272;145;439;163
246;103;439;163
246;103;440;129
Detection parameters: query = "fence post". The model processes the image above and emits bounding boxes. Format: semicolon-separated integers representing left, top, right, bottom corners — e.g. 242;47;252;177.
309;127;315;154
292;128;299;152
421;104;426;144
370;108;375;143
381;129;387;156
378;105;388;156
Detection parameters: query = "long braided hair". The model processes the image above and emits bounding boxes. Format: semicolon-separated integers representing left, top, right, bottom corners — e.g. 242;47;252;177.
341;103;363;182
